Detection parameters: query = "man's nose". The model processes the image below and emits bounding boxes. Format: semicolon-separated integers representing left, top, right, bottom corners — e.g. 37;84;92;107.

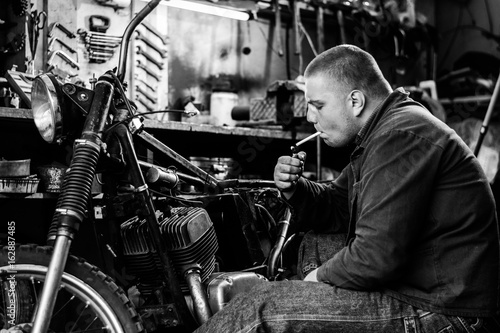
306;108;316;123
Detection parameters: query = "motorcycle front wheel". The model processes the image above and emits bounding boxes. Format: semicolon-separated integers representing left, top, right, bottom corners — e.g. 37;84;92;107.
0;244;143;333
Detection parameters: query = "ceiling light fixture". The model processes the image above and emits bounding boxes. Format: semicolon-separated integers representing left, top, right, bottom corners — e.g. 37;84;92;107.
146;0;254;21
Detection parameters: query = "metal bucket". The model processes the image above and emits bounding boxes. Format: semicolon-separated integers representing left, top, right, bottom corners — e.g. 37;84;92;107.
0;159;30;177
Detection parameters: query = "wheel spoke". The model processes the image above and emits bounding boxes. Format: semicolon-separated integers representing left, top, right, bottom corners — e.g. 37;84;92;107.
68;327;108;333
68;302;88;332
52;295;76;318
30;277;38;303
83;316;99;331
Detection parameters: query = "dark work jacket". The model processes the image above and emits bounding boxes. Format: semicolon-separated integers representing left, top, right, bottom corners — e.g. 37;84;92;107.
288;88;500;317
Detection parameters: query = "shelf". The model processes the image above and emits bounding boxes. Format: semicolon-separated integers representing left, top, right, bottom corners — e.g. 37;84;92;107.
143;119;310;140
439;95;492;105
0;107;32;119
0;192;58;199
0;107;310;141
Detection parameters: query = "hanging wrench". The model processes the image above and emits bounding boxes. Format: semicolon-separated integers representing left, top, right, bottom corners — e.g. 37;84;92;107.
89;50;114;58
136;95;155;112
48;22;76;38
136;85;158;104
140;21;168;45
135;30;167;58
85;30;122;40
78;28;122;43
136;46;164;70
89;55;109;63
87;40;120;49
136;60;161;81
87;36;122;45
48;37;77;54
48;50;80;70
134;75;157;92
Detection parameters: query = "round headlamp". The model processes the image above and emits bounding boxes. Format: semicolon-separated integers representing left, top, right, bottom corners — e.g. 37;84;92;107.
31;74;63;143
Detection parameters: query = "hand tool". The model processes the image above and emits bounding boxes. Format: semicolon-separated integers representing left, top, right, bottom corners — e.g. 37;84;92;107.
140;21;168;45
136;60;161;81
136;85;158;104
87;40;120;49
89;15;110;33
135;30;167;58
134;75;157;92
48;22;76;38
29;10;47;58
86;32;122;41
290;131;321;153
88;45;116;54
86;36;122;46
48;37;77;54
47;49;80;70
136;46;164;70
89;50;114;58
136;95;155;112
78;28;122;40
89;54;111;63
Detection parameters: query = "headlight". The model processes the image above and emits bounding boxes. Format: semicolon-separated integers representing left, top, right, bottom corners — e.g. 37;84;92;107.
31;74;63;143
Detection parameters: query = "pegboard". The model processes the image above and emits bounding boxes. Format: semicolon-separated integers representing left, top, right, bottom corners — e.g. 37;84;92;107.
39;0;169;120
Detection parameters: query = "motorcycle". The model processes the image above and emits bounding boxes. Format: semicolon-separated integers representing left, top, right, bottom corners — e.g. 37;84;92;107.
0;1;295;332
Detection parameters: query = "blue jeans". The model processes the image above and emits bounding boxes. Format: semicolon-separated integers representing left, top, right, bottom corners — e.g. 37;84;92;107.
193;280;499;332
194;231;499;332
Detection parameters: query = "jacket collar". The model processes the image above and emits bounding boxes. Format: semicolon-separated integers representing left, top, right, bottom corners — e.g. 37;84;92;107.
354;87;410;147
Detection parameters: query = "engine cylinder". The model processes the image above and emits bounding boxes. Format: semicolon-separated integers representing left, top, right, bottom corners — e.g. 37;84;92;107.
121;206;218;295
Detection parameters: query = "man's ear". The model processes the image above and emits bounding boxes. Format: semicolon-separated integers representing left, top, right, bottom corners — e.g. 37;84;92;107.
349;90;365;117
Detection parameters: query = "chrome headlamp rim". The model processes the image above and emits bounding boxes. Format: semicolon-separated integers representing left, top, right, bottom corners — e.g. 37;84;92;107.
31;73;63;143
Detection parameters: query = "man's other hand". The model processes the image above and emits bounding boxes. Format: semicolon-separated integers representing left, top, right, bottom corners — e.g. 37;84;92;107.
274;152;306;199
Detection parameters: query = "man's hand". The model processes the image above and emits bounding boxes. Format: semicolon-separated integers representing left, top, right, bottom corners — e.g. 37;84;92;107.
274;151;306;199
304;267;320;282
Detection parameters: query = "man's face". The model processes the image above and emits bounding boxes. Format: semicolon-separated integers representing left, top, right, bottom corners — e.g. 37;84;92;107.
305;74;360;147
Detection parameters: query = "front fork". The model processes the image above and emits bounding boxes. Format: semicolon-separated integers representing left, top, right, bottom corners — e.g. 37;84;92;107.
31;77;115;333
112;124;197;330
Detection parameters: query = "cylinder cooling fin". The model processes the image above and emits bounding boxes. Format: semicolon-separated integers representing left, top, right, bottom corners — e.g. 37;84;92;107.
121;207;218;294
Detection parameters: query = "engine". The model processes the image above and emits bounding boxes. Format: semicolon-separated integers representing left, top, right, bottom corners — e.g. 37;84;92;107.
121;206;218;296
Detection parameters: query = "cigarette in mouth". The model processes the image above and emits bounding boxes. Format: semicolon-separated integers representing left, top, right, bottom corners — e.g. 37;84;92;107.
295;131;321;147
290;131;321;153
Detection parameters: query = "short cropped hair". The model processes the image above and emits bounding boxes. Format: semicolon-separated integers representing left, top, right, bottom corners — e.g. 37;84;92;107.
304;44;391;98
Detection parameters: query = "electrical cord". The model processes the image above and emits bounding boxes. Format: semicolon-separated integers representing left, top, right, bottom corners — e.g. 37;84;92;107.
483;0;493;34
149;187;205;206
298;21;318;57
438;1;497;71
255;18;301;76
438;4;463;70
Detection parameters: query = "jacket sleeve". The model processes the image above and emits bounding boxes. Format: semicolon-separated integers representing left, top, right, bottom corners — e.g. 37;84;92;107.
286;169;350;234
317;130;442;289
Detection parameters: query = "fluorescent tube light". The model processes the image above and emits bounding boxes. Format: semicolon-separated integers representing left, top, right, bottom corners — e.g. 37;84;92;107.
150;0;253;21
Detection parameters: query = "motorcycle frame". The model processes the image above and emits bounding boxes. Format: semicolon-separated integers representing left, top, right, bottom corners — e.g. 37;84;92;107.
30;1;291;331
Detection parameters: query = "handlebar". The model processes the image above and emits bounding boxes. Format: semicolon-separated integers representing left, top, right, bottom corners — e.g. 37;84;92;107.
117;0;162;81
